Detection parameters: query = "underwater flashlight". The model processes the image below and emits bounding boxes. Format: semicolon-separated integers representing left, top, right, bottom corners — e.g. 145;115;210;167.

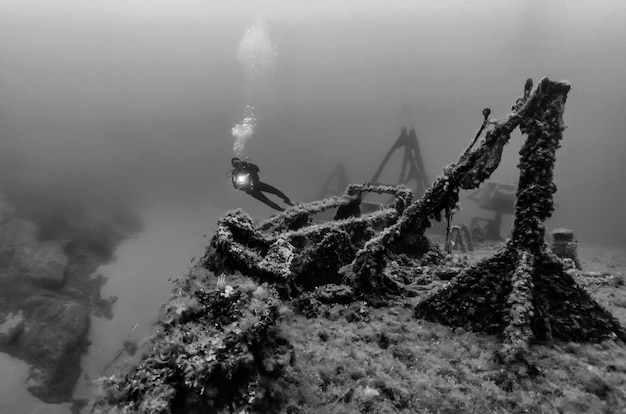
236;173;250;186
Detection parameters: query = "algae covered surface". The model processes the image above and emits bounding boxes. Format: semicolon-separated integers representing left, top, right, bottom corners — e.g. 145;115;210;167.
93;246;626;414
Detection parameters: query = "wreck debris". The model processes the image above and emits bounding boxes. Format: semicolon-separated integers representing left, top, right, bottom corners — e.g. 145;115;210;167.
317;163;349;199
95;77;626;413
449;224;473;253
550;228;581;269
463;107;492;157
206;79;625;365
414;78;625;375
205;79;625;359
369;127;429;199
467;181;517;241
206;78;625;357
340;79;545;294
205;183;414;295
92;270;292;413
317;128;428;218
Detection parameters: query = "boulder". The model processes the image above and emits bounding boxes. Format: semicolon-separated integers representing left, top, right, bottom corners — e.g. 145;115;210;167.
27;240;68;287
18;296;90;403
0;218;39;268
315;284;354;304
0;310;24;347
0;218;68;287
10;239;40;273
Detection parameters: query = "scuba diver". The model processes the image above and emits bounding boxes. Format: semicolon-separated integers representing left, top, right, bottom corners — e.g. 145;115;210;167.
230;157;295;212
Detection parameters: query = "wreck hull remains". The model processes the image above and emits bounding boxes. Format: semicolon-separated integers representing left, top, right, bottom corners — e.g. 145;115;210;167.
207;77;624;345
94;78;625;413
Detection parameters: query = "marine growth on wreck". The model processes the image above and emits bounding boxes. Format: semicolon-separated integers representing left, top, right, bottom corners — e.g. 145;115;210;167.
93;78;625;413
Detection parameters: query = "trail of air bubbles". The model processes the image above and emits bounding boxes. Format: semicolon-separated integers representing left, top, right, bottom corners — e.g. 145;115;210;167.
231;105;256;156
231;20;277;156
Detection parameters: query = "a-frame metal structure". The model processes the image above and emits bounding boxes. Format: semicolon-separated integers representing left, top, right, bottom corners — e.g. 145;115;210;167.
317;127;429;204
369;127;429;198
317;163;349;200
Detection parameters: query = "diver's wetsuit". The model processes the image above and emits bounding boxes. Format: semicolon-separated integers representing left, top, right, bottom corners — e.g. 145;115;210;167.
231;159;294;212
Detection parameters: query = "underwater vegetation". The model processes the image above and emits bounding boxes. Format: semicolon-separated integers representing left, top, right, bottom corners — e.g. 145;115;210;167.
93;268;293;413
94;78;625;413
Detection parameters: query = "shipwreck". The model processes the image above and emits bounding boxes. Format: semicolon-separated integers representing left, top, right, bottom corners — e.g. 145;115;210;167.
93;78;625;413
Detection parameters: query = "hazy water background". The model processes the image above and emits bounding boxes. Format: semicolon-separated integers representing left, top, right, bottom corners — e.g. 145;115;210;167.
1;0;626;412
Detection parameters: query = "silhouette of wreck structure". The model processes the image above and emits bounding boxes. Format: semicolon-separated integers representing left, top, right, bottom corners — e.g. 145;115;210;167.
317;163;349;200
95;78;625;413
318;126;429;216
467;181;517;241
369;126;429;200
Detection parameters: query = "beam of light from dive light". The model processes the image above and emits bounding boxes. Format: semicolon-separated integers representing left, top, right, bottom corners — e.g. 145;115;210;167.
235;173;250;187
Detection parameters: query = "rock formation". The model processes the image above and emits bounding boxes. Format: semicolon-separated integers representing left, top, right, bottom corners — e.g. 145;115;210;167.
0;194;141;403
